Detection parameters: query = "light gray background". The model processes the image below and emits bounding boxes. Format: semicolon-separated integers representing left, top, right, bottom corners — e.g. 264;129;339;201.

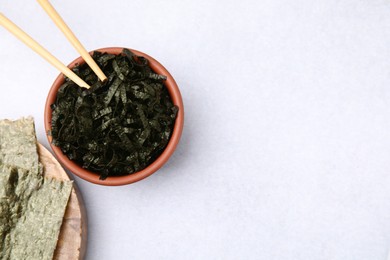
1;0;390;259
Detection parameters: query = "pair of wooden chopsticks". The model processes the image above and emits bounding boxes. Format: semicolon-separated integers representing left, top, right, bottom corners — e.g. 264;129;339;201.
0;0;107;89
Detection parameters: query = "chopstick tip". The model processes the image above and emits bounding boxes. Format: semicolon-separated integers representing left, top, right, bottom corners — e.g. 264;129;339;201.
100;76;108;83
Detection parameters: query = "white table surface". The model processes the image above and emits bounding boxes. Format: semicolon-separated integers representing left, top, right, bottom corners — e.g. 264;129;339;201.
2;0;390;259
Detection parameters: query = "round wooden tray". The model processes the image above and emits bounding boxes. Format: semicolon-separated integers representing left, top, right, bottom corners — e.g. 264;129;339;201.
38;144;87;260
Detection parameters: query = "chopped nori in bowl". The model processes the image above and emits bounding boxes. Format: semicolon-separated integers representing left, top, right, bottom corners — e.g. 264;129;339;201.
49;49;179;180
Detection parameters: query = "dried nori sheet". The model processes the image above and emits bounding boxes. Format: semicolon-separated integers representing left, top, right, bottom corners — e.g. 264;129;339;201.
50;49;178;180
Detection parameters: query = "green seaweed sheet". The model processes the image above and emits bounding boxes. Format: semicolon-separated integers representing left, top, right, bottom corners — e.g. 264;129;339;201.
0;117;41;176
0;166;72;260
0;118;73;260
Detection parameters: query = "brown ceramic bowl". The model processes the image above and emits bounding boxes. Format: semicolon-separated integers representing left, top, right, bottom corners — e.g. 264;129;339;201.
44;47;184;186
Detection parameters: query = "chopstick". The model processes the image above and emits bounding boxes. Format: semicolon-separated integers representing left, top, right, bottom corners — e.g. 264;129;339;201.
0;13;91;89
37;0;107;82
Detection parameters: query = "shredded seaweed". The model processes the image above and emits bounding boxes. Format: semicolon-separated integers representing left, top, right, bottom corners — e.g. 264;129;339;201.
50;49;178;180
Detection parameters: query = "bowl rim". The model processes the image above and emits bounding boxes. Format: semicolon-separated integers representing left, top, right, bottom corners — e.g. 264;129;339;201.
44;47;184;186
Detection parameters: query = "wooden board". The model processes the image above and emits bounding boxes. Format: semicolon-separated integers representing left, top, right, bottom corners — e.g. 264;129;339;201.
38;144;87;260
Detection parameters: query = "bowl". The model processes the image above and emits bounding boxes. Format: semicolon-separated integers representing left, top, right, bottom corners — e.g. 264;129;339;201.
44;47;184;186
